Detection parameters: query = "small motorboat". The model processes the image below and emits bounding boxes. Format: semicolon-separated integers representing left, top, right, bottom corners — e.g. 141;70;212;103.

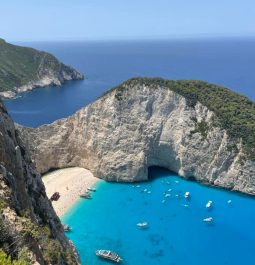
96;250;122;263
227;200;232;204
80;192;92;199
184;192;190;199
203;217;213;223
63;225;71;232
137;222;148;228
87;187;96;192
206;200;213;208
164;193;171;198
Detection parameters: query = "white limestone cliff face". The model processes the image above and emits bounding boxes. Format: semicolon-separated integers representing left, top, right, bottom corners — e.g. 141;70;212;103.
18;82;255;195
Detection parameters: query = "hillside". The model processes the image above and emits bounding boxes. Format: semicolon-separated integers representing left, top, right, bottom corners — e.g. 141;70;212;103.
18;78;255;195
0;38;83;98
0;100;79;264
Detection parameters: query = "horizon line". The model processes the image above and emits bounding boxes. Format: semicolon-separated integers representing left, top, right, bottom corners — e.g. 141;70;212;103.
8;34;255;43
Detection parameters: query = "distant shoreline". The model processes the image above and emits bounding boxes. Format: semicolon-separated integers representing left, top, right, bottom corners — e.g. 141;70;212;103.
42;167;99;217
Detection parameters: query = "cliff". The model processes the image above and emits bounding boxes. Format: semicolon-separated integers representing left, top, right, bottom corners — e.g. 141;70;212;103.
0;39;84;99
18;78;255;195
0;100;79;264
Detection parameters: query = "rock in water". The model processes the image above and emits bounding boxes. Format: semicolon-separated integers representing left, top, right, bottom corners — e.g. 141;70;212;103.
18;78;255;195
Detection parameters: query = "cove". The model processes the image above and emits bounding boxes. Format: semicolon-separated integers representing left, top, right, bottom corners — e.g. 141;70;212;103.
62;167;255;265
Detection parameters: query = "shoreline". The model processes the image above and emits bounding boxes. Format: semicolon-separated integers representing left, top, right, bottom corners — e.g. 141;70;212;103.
42;167;99;217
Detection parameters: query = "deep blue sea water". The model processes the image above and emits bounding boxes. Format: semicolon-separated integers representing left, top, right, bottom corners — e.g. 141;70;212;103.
62;167;255;265
3;39;255;264
4;38;255;127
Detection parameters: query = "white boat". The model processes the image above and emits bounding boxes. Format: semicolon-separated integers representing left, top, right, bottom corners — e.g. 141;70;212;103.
137;222;148;228
165;193;171;198
206;200;213;208
96;250;122;263
63;224;71;232
184;192;190;198
143;189;148;192
87;187;96;192
147;191;151;194
136;222;148;228
203;217;213;222
227;200;232;204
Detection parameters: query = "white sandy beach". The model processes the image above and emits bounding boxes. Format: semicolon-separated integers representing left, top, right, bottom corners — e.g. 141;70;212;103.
42;167;99;217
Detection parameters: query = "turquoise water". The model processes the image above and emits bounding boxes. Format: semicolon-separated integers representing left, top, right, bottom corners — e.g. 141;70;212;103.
62;167;255;265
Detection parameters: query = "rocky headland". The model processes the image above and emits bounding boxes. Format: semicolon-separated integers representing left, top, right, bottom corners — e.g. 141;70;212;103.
18;78;255;196
0;39;83;99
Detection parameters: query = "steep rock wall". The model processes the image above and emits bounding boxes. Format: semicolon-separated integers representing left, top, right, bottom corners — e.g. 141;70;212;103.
0;101;79;264
18;81;255;195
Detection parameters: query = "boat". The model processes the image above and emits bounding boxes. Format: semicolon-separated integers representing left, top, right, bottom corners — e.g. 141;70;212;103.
63;225;71;232
206;200;213;208
184;192;190;198
80;192;92;199
164;193;171;198
203;217;213;222
96;250;122;263
227;200;232;204
137;222;148;228
87;187;96;192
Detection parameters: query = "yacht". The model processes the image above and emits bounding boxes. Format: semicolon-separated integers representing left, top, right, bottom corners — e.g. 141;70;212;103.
96;250;122;263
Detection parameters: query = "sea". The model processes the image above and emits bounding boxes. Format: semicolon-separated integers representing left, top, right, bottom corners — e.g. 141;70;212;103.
3;39;255;264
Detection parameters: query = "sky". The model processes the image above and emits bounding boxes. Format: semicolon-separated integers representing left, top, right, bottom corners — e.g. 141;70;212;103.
1;0;255;41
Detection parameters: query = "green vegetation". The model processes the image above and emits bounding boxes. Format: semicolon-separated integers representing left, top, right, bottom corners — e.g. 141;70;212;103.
0;249;28;265
21;219;77;264
0;38;63;92
108;77;255;160
190;118;210;140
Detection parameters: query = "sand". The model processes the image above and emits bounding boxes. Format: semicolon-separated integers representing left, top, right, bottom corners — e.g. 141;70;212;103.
42;167;99;217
